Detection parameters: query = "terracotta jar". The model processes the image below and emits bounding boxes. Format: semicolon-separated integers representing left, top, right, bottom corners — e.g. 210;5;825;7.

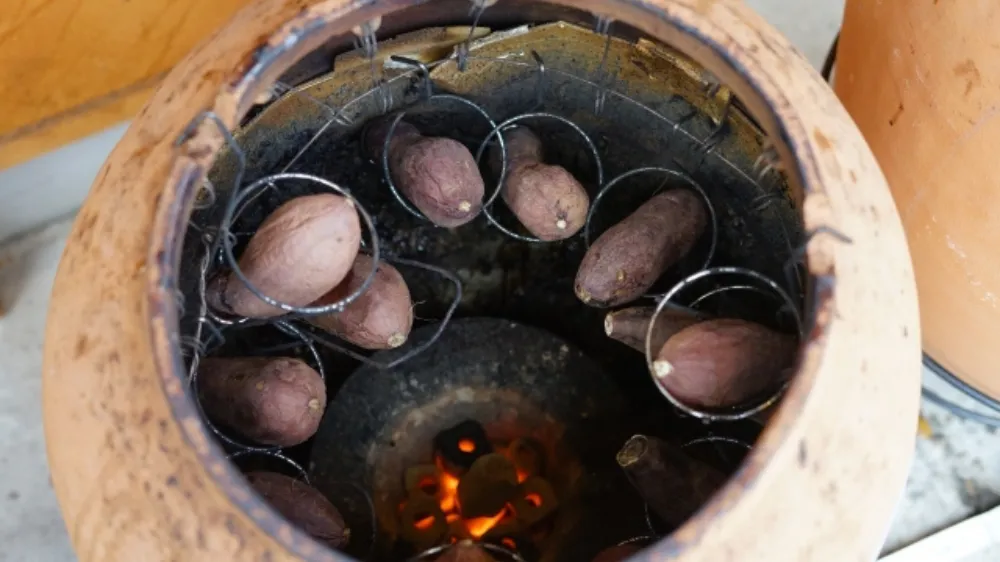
42;1;920;561
836;1;1000;401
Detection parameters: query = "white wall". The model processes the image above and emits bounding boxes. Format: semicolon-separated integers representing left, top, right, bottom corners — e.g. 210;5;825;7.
0;123;128;243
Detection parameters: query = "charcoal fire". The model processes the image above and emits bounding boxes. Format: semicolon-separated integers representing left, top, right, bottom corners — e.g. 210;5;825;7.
399;420;559;554
510;477;558;527
434;420;493;475
399;494;450;551
458;453;518;518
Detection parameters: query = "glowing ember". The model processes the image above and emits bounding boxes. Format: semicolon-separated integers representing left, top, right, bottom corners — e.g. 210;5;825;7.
414;514;437;530
439;470;460;513
406;437;553;548
524;492;542;508
458;438;477;453
466;508;509;539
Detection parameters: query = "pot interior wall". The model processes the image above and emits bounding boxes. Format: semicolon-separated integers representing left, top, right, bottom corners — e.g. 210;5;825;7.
172;3;810;561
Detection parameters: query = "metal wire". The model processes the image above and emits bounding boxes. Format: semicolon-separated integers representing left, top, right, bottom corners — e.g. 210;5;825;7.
408;541;527;562
592;15;615;115
189;321;327;453
292;256;464;370
173;21;812;559
644;266;804;422
215;172;382;318
475;112;606;243
378;93;507;222
229;449;311;482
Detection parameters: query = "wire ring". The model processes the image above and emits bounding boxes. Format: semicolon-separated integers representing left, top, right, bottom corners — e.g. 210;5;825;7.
681;435;752;450
217;172;380;318
408;541;526;562
296;256;463;371
645;266;804;421
192;321;326;452
380;94;506;222
474;111;605;243
584;166;719;294
228;449;311;483
617;534;657;548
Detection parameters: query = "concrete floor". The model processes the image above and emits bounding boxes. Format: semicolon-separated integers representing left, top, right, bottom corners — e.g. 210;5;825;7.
3;1;1000;560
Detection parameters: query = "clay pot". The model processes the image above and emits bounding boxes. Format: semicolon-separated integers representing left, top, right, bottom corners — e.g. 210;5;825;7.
836;1;1000;400
41;1;920;561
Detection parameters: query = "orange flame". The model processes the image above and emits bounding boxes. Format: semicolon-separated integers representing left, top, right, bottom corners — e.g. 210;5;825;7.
425;445;531;543
466;508;508;539
439;470;459;513
414;514;436;530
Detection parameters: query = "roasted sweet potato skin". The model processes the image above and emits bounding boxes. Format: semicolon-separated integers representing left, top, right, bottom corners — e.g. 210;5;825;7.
366;117;484;227
207;193;361;318
308;255;414;350
436;541;497;562
492;128;590;240
575;189;707;307
591;544;642;562
604;305;705;353
246;471;350;549
653;318;797;408
197;357;326;446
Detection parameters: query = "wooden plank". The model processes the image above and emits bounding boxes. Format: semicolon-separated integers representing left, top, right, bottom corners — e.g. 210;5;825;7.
0;0;249;169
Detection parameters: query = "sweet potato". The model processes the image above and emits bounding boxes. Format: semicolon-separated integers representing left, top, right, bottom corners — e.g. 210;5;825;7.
575;190;707;307
592;544;642;562
197;357;326;446
207;194;361;318
365;117;484;227
490;127;590;240
616;434;728;530
604;305;705;353
437;541;497;562
652;319;797;408
246;471;350;549
308;255;413;349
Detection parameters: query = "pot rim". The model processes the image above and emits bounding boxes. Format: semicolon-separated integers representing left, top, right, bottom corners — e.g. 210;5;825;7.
43;1;919;561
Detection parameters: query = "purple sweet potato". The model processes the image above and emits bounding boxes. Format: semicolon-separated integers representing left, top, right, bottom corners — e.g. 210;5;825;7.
490;127;590;240
604;305;705;353
652;319;797;408
575;190;707;307
207;194;361;318
436;541;497;562
246;471;350;549
366;117;484;227
197;357;326;446
592;544;642;562
308;254;413;350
